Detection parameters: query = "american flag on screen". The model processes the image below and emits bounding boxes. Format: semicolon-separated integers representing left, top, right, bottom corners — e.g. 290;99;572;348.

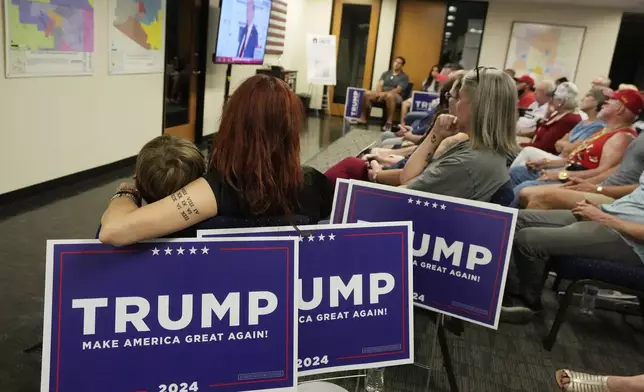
266;0;287;55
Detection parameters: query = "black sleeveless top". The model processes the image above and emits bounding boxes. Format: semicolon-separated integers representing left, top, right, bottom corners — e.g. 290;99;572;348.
201;165;332;224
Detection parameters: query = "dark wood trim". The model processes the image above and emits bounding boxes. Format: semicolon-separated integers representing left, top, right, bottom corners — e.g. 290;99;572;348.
266;49;284;55
195;0;210;144
0;156;137;219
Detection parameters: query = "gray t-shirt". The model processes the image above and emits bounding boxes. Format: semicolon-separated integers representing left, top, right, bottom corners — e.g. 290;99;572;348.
601;171;644;262
406;141;509;202
603;132;644;186
380;70;409;93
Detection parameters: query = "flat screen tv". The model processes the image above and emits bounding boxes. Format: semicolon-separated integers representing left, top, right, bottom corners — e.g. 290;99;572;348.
213;0;273;65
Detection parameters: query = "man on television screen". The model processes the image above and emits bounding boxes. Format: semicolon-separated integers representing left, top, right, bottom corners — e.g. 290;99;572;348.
237;0;258;59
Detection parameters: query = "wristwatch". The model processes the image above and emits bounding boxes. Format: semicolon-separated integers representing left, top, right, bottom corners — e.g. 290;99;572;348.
596;186;603;194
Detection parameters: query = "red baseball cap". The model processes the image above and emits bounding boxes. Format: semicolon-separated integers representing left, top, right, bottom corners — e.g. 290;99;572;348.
516;75;534;86
610;89;644;115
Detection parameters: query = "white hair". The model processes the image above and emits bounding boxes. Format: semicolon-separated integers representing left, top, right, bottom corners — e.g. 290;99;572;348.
553;82;580;110
460;68;519;154
537;80;556;96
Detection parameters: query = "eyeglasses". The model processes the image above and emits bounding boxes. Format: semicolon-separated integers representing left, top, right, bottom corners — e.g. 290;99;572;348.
474;66;498;83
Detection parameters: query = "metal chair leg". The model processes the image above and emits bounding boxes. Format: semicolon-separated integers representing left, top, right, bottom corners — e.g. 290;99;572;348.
437;318;459;392
543;279;588;351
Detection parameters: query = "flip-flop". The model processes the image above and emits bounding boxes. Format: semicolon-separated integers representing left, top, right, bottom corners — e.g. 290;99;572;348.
356;142;377;158
555;369;609;392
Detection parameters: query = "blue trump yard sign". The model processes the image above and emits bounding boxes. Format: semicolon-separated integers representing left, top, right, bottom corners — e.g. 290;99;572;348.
342;181;517;329
344;88;365;119
42;238;298;392
199;223;414;376
330;179;351;224
411;92;439;112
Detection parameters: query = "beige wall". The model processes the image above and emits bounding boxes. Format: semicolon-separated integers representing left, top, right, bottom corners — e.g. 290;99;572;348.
371;0;398;89
479;2;623;91
0;2;164;195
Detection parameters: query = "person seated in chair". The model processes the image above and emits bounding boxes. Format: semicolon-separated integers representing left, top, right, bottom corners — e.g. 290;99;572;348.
518;82;583;155
509;88;607;196
380;71;466;148
515;90;643;208
351;56;409;132
516;80;555;138
501;171;644;324
516;75;536;109
327;68;517;202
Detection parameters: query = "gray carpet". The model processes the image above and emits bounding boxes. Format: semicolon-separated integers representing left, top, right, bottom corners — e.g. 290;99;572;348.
1;123;643;392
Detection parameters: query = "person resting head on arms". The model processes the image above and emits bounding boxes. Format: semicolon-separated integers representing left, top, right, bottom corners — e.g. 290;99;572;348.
328;67;518;202
100;74;324;247
519;82;582;155
508;88;607;193
515;89;643;209
134;135;206;205
98;135;206;239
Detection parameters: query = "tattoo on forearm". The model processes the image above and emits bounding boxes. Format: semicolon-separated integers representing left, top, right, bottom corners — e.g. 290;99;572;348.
171;188;200;221
430;134;437;144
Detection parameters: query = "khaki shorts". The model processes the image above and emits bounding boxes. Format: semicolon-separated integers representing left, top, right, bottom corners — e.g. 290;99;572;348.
583;192;615;205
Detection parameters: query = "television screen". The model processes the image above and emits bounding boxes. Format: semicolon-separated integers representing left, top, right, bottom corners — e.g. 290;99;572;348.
214;0;273;65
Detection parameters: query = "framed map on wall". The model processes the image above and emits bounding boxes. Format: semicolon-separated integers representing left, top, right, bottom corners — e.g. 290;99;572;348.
504;22;586;82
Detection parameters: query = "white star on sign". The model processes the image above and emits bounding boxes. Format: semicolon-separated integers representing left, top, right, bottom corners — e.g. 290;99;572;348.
201;246;209;255
299;236;304;242
318;234;325;241
408;198;414;204
308;235;315;242
440;204;446;210
432;202;438;208
164;247;173;255
151;248;160;256
176;247;185;255
424;201;430;207
329;233;336;241
189;247;197;255
416;199;422;205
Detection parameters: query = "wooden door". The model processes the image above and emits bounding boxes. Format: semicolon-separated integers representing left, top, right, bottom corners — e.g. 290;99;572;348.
328;0;381;116
163;0;205;142
392;0;446;91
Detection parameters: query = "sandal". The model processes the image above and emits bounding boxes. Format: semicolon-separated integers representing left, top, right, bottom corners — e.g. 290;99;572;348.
555;369;609;392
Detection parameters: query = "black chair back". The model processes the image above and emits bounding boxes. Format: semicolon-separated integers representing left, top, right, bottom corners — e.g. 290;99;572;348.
490;180;514;207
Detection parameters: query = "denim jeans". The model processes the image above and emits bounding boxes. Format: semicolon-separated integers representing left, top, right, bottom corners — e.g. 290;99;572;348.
510;166;559;208
510;165;540;187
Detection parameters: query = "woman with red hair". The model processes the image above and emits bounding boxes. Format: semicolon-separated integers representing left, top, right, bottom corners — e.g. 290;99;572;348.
99;75;328;246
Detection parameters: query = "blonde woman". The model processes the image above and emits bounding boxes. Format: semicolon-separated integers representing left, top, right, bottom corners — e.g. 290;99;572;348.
380;67;518;201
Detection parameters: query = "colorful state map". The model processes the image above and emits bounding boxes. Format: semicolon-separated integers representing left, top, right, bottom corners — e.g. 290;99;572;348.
504;23;585;82
112;0;163;50
7;0;94;52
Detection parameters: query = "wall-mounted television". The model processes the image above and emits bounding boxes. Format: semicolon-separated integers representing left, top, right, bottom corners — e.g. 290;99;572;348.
213;0;273;65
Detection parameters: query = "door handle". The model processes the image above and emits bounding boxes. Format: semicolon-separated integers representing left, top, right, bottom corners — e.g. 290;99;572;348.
192;70;202;75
